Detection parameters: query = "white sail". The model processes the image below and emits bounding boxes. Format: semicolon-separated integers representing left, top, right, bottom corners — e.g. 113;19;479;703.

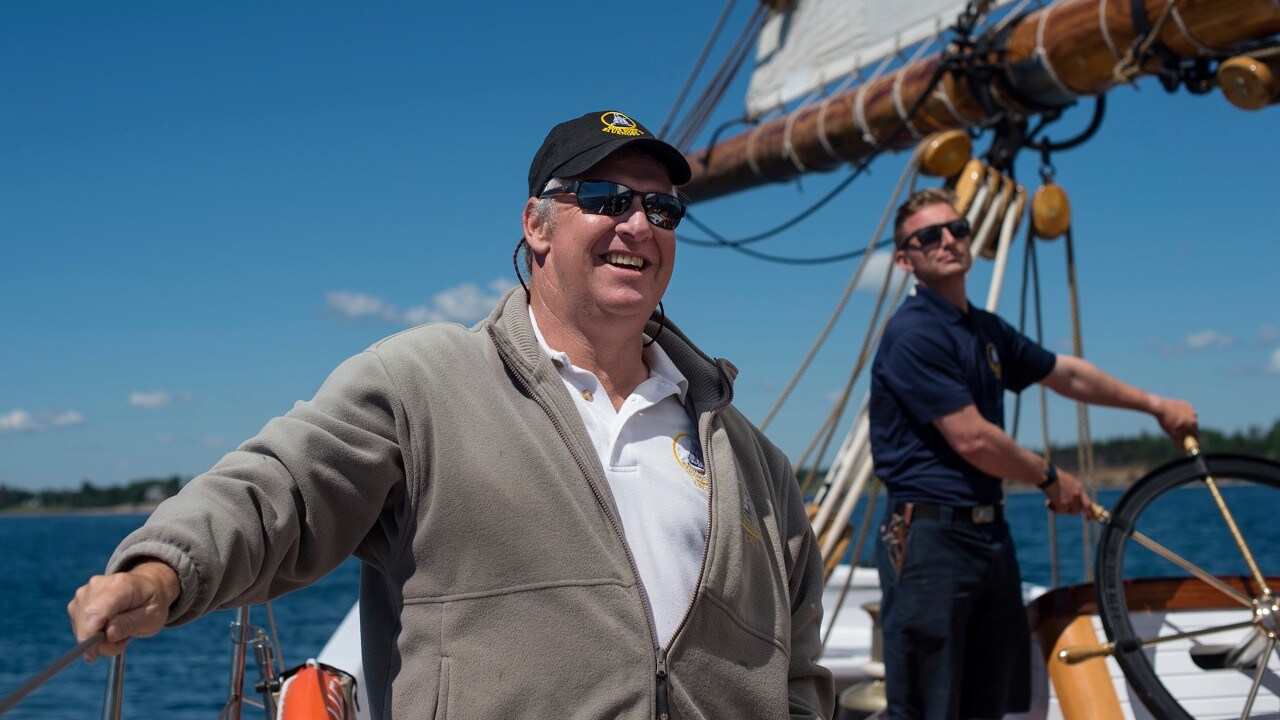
746;0;1012;117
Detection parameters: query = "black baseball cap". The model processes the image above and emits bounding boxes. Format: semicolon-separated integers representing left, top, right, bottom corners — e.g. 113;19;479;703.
527;110;692;197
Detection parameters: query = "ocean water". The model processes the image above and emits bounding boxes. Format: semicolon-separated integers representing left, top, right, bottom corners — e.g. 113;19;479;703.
0;482;1275;718
0;514;359;719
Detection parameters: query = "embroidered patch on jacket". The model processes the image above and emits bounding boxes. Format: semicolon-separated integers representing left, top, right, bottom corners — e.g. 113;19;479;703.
741;494;762;544
600;111;644;136
985;341;1002;380
672;433;709;491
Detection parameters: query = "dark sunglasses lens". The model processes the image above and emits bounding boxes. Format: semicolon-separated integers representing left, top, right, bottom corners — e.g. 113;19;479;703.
916;225;944;246
643;194;684;230
573;182;627;216
948;219;971;237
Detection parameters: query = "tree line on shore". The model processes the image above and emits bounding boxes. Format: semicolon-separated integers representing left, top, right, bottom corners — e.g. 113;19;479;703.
3;419;1278;511
0;475;182;511
1046;418;1280;474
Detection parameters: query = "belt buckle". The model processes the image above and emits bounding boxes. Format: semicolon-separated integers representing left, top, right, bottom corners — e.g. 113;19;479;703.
971;505;996;524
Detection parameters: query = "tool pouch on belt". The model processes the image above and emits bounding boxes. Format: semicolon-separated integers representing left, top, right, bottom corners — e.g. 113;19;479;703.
879;506;912;576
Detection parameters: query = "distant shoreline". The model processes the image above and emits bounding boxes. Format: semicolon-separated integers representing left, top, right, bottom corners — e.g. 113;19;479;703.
0;503;158;517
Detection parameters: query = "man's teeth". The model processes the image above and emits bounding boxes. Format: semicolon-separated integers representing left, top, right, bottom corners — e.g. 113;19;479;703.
605;253;644;269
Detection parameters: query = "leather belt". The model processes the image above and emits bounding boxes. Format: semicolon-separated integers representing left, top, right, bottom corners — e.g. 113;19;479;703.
895;501;1003;525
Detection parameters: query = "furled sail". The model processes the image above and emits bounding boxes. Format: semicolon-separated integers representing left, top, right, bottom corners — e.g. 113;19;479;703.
746;0;1014;117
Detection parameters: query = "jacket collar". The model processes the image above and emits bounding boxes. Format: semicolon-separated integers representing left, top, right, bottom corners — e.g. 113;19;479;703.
486;288;733;415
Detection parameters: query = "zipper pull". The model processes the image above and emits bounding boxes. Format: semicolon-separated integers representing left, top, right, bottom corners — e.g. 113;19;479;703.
655;647;670;720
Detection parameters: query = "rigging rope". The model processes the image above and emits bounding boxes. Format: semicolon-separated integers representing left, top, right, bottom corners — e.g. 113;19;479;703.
1112;0;1182;86
679;37;958;263
660;0;740;140
758;148;924;431
670;3;768;151
1062;223;1098;581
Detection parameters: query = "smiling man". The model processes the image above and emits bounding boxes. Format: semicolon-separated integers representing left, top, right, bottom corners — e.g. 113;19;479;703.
868;188;1199;719
69;110;833;720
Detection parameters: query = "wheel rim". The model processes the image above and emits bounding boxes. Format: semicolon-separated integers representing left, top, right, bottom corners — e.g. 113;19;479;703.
1095;454;1280;720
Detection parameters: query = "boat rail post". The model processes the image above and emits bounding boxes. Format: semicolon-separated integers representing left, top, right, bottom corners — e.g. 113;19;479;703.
101;651;125;720
226;606;253;720
252;629;278;720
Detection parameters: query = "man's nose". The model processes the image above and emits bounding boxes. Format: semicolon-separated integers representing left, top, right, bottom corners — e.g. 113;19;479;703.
617;196;653;237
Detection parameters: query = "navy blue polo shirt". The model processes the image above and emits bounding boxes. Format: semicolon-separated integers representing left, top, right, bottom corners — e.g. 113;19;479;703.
869;285;1056;506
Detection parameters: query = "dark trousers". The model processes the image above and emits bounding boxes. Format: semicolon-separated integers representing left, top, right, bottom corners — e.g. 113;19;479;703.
876;510;1030;719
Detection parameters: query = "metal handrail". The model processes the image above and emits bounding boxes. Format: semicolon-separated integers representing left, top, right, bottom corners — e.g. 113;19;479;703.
102;653;125;720
0;631;106;714
0;603;280;718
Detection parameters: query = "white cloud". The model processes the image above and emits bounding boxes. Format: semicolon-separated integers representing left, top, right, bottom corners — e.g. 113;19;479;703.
130;391;174;409
1183;329;1235;350
854;251;907;294
47;410;85;427
327;279;517;328
324;291;401;323
404;279;516;326
1268;347;1280;375
0;410;41;433
0;408;86;433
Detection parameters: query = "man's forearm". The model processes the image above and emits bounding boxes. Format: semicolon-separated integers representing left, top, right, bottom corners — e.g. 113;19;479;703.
1042;355;1155;412
933;405;1050;488
1042;354;1198;444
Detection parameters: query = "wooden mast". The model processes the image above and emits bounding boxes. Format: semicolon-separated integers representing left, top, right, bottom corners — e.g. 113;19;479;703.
681;0;1280;201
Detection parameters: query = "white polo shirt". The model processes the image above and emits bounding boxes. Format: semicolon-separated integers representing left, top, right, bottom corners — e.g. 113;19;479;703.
530;310;711;647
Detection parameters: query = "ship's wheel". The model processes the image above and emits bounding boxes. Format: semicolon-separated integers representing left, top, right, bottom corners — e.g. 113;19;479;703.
1094;450;1280;719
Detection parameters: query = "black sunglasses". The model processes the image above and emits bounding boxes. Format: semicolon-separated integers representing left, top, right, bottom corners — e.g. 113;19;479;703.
540;180;686;230
902;218;971;249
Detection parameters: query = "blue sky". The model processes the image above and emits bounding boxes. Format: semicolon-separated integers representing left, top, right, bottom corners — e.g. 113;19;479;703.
4;2;1278;490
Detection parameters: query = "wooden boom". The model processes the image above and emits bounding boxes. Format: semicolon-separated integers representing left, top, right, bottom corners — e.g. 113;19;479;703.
681;0;1280;201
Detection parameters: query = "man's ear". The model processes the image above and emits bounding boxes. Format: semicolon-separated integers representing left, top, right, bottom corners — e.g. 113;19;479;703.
523;198;552;254
894;247;914;274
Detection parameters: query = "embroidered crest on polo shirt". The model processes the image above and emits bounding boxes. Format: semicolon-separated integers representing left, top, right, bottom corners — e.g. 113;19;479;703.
672;433;708;491
985;341;1002;380
601;111;644;137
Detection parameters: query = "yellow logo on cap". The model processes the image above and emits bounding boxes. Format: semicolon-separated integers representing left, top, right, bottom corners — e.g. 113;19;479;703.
600;111;644;137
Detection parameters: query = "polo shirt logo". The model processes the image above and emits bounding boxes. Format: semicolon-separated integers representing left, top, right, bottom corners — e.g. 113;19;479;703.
601;111;644;136
985;341;1002;380
672;433;708;491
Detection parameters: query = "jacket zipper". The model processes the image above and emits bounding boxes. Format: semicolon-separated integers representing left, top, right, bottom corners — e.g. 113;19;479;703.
494;328;737;720
664;359;734;646
653;361;734;718
655;647;670;720
490;328;662;646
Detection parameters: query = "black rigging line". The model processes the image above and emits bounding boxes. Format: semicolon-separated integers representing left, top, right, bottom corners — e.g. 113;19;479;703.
682;212;895;264
1025;95;1107;154
677;59;953;264
680;159;875;248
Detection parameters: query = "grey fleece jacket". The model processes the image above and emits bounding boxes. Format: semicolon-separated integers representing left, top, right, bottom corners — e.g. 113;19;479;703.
109;289;834;720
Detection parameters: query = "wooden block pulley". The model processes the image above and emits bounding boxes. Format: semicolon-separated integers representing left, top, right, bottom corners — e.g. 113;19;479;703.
950;159;986;216
1218;55;1280;111
1032;183;1071;239
918;130;972;178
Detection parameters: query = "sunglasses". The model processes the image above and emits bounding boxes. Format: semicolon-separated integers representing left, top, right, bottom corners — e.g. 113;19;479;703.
540;180;686;230
902;218;971;249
